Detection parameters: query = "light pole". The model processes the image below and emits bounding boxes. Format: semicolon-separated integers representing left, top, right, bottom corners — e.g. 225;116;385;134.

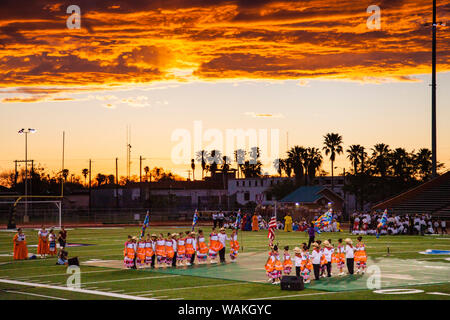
432;0;437;177
18;128;37;218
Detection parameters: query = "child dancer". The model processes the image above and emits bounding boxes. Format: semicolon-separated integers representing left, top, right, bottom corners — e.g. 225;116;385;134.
37;226;49;259
176;232;186;266
208;228;223;264
136;237;146;268
123;235;135;269
196;230;209;264
165;234;175;267
264;245;283;284
145;234;154;267
300;244;312;284
316;240;326;278
332;238;345;276
155;233;166;267
273;245;284;284
310;242;321;280
283;246;293;275
229;229;240;262
185;232;196;266
322;240;334;277
355;236;367;274
48;229;57;256
344;238;355;275
294;247;302;278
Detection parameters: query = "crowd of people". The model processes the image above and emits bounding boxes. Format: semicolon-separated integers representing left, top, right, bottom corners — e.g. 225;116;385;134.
350;212;447;236
265;236;367;285
123;227;239;269
12;226;69;265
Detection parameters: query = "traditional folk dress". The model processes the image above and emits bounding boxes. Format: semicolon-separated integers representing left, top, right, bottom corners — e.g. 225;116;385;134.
48;233;57;256
208;233;223;261
319;248;327;275
252;215;259;231
145;239;154;265
13;233;28;260
300;251;313;283
165;239;175;266
37;229;50;255
229;233;240;261
185;236;195;264
135;240;146;266
176;237;186;264
196;235;209;263
123;241;136;268
283;252;293;275
332;244;345;271
155;239;166;265
265;252;283;282
355;242;367;272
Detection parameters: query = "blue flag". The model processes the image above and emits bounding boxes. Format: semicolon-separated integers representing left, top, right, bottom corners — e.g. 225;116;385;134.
191;209;199;231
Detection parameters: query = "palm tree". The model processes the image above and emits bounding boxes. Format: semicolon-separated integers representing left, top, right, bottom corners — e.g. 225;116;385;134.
62;169;69;182
371;143;390;178
414;148;432;181
322;133;343;190
234;149;246;178
273;158;285;177
143;166;150;182
287;146;307;185
82;168;89;186
96;173;106;186
306;147;322;184
190;159;195;181
240;160;262;178
107;174;115;184
206;150;222;177
195;150;207;180
347;145;363;174
284;157;293;177
390;148;413;182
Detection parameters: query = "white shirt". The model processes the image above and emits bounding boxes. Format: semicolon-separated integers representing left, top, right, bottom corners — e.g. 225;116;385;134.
172;239;177;251
294;255;302;267
217;233;229;247
311;249;321;264
212;213;217;220
345;245;354;259
323;247;334;262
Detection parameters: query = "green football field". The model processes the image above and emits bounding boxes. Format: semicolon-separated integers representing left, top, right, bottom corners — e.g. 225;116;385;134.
0;226;449;300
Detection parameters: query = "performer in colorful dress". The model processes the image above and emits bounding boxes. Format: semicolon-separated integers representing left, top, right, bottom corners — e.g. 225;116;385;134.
196;230;209;264
145;234;154;267
37;226;50;258
208;228;223;264
310;242;321;280
176;232;186;266
355;236;367;274
185;232;196;266
332;238;346;276
283;246;293;275
322;240;334;277
136;237;146;268
13;228;28;260
164;233;175;267
48;229;57;256
123;235;136;269
252;214;259;231
264;245;283;284
300;244;312;284
155;233;166;267
229;229;240;262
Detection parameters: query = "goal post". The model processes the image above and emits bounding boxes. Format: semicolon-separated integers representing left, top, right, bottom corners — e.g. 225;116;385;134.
1;199;62;229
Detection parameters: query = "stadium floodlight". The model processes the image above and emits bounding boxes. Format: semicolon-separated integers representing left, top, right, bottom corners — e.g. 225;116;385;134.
17;128;37;219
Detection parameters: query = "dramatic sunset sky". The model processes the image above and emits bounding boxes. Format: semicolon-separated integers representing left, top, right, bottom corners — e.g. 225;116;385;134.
0;0;449;179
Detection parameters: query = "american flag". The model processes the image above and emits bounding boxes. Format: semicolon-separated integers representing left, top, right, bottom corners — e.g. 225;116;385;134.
268;215;277;241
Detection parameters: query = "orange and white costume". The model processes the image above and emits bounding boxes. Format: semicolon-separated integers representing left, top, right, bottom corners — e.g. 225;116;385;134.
155;238;166;265
208;233;223;261
48;233;57;256
37;229;50;256
176;237;186;264
136;240;146;266
196;235;209;263
123;241;136;268
145;239;154;265
185;236;195;264
283;252;293;275
229;233;239;261
13;233;28;260
355;242;367;273
165;239;175;265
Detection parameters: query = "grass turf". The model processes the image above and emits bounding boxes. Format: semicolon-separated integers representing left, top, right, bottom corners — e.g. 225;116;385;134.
0;226;449;300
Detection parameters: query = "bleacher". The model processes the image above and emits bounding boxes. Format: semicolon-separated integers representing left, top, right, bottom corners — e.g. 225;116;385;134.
373;171;450;218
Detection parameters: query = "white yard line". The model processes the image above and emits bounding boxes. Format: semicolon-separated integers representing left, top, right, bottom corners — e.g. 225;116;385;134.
4;290;68;300
14;269;121;280
80;275;179;285
0;278;154;300
426;292;450;296
149;295;168;299
128;282;249;294
251;292;341;300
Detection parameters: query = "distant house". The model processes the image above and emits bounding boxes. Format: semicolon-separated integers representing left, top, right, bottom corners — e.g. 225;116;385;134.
279;185;344;212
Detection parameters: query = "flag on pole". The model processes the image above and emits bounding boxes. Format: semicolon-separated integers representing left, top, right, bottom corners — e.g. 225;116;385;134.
191;209;199;231
268;215;277;241
140;211;150;239
234;209;241;230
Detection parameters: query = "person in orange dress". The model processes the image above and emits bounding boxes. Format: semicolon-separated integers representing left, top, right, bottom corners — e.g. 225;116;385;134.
196;230;209;264
37;226;50;258
13;228;28;260
283;246;293;275
229;229;240;262
251;214;259;231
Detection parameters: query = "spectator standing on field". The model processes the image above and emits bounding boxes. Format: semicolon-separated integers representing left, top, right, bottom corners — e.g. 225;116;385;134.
218;211;224;228
58;226;67;249
217;227;230;263
441;220;447;235
212;212;218;229
307;223;315;249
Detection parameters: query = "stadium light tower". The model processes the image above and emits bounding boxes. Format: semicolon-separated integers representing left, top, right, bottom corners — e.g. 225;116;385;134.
431;0;437;177
18;128;37;217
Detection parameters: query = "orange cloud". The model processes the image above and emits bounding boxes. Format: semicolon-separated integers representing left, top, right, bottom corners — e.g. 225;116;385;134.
0;0;449;99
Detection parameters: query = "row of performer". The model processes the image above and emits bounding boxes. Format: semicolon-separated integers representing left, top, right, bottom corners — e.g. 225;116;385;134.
123;227;239;268
265;237;367;284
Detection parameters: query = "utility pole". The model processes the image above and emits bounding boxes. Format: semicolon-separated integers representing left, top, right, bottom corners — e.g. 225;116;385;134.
115;157;118;184
431;0;437;177
140;155;143;182
89;159;92;214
